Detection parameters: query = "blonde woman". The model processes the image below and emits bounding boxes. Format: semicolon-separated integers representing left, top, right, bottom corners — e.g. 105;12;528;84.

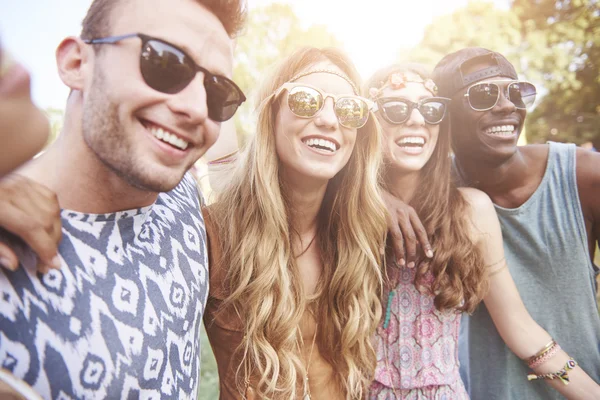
203;47;387;399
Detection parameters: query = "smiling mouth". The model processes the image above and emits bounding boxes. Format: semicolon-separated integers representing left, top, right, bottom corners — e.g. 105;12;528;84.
302;137;338;153
484;125;516;136
143;121;189;151
395;136;426;149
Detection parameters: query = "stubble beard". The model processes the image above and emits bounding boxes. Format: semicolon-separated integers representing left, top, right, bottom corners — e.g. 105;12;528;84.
81;69;185;194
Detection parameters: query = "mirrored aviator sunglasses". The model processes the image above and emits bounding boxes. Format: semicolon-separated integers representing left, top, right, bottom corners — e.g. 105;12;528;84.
273;83;373;129
464;80;536;111
377;97;450;125
84;33;246;122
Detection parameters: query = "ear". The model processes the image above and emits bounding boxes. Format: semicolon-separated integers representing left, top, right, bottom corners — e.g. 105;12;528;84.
56;36;92;91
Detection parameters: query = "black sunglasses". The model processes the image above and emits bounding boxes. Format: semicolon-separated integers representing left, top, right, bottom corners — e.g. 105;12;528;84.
376;97;451;125
83;33;246;122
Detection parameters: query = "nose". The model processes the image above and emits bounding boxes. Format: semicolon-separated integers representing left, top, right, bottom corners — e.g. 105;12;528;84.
493;88;516;114
166;73;210;125
313;97;338;130
406;105;425;127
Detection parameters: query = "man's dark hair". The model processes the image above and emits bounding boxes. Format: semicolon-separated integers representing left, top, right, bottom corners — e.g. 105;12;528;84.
80;0;247;39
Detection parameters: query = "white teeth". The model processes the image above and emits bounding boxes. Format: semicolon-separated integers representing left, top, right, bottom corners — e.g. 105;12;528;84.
149;125;189;150
303;138;337;152
397;136;425;146
485;125;516;136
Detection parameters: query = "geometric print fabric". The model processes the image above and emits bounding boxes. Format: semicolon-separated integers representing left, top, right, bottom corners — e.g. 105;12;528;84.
0;173;208;399
370;266;468;399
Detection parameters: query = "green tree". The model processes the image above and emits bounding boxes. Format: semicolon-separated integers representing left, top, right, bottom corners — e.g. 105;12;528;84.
232;3;341;141
403;1;522;69
512;0;600;144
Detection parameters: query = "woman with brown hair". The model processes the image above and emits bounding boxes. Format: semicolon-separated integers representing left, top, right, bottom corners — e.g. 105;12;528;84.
366;63;600;399
204;47;387;399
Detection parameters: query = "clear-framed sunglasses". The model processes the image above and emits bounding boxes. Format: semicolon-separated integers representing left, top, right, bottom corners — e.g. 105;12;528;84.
463;80;536;111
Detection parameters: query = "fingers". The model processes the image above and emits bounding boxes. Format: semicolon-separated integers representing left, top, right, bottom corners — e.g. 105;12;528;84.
0;242;18;271
386;212;405;266
387;205;434;269
396;207;417;268
0;175;62;272
408;208;434;259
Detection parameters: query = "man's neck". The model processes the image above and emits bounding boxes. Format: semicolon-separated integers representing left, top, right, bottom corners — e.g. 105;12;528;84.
455;147;545;208
21;128;158;214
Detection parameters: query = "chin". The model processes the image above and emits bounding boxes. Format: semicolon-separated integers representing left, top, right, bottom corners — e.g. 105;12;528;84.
286;163;340;184
121;164;188;193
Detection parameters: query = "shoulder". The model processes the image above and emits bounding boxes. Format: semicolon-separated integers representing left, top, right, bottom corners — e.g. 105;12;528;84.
574;147;600;220
458;187;500;241
575;147;600;188
458;187;495;214
519;143;551;164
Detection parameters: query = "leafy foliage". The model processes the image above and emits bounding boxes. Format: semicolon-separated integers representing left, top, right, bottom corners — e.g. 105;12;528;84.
512;0;600;145
408;0;600;145
405;1;522;69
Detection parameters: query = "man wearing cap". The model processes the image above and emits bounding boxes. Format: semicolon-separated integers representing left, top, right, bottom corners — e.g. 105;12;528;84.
431;48;600;399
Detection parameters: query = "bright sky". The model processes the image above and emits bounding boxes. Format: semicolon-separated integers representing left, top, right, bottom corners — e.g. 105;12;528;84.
0;0;508;110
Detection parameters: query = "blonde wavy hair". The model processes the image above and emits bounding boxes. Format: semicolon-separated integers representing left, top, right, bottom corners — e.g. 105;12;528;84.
365;63;488;313
210;47;388;399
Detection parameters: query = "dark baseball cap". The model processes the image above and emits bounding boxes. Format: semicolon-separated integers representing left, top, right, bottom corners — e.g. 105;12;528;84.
432;47;518;97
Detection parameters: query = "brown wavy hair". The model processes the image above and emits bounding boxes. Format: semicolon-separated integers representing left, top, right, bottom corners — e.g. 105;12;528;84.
365;63;488;313
210;47;387;399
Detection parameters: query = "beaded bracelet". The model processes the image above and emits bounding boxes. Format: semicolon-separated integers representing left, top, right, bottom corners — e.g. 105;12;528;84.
528;343;561;369
527;339;555;363
527;359;578;385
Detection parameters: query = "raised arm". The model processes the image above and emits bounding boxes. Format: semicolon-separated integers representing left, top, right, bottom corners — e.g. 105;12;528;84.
462;187;600;400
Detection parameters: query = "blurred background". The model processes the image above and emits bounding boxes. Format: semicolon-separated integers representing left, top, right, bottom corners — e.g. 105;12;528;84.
1;0;598;398
2;0;598;149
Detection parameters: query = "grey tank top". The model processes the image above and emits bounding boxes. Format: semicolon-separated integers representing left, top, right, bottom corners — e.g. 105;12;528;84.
458;142;600;400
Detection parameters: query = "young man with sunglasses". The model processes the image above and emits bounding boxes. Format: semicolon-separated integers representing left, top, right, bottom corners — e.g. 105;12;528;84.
432;47;600;399
0;0;246;398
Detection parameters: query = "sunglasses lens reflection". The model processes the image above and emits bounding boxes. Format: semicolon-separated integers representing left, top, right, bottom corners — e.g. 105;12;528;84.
335;97;369;128
420;101;446;124
140;39;244;122
205;75;245;121
287;86;369;129
140;40;195;94
468;83;499;110
382;101;410;124
509;82;536;109
288;86;324;117
381;99;447;125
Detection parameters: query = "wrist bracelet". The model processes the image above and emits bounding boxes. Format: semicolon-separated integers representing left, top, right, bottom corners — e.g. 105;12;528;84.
527;359;578;385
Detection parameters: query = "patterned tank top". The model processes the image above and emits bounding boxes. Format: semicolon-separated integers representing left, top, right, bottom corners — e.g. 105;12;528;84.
373;265;464;391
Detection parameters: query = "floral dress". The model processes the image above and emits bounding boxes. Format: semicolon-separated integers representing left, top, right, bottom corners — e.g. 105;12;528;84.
368;266;469;400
